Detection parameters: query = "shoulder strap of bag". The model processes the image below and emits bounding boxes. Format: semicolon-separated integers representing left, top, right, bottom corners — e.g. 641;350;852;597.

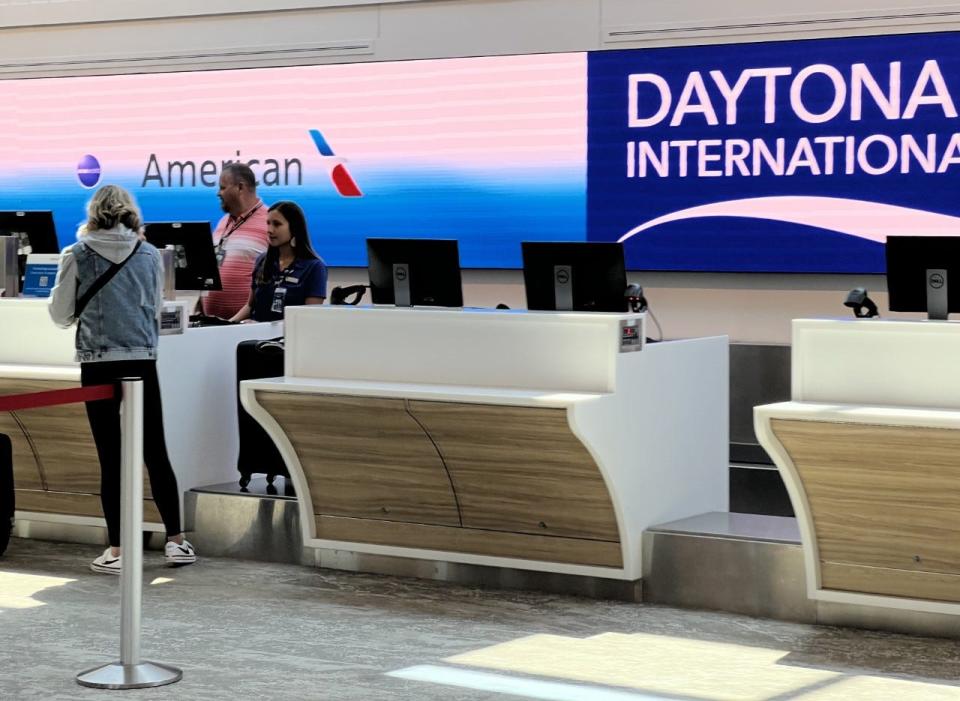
75;240;143;318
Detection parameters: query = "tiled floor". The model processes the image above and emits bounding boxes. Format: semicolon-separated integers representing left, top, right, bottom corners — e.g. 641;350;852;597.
1;537;959;700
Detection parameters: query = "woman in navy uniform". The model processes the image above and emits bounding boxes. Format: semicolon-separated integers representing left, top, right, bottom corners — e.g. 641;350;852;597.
229;201;327;322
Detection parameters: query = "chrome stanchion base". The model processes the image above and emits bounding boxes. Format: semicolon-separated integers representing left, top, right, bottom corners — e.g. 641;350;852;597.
76;661;182;689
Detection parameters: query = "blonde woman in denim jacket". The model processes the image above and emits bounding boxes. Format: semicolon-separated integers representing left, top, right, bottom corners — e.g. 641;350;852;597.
48;184;196;574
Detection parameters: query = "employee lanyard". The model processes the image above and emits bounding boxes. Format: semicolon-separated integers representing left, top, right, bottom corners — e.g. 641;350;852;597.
215;202;262;254
269;260;297;314
272;260;297;285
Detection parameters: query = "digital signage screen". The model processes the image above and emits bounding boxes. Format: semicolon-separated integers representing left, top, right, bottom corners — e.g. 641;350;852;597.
4;31;960;273
0;53;587;269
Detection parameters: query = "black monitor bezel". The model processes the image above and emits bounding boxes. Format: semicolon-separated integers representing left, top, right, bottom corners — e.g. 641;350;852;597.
0;210;59;292
366;238;463;307
521;241;629;313
143;221;223;292
0;210;59;255
885;235;960;315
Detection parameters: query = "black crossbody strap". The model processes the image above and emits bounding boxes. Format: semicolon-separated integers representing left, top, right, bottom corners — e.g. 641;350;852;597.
75;240;143;318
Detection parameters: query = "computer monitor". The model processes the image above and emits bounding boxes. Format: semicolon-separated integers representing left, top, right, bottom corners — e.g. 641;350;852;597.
366;238;463;307
0;211;59;255
143;222;222;291
886;236;960;320
0;211;59;292
522;242;628;312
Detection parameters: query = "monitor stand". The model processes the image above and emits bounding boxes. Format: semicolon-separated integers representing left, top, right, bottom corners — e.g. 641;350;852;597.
553;265;573;311
0;236;17;297
393;263;412;307
926;268;948;320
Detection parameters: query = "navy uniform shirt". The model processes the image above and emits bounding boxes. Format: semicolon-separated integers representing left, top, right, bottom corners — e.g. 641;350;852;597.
250;253;328;322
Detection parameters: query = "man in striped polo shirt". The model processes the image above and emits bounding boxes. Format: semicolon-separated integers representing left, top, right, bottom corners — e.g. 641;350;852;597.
201;163;269;319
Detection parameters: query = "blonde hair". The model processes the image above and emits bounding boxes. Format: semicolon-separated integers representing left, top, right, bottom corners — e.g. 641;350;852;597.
86;184;142;233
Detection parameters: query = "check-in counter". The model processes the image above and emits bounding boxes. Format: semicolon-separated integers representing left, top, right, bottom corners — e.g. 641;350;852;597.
755;318;960;616
241;306;728;582
0;298;282;534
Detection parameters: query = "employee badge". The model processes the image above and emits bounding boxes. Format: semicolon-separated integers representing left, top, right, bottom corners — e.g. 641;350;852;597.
271;286;286;314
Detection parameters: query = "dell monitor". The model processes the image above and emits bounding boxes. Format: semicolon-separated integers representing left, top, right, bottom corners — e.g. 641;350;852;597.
366;238;463;307
143;221;222;291
0;211;59;291
886;236;960;320
522;242;629;312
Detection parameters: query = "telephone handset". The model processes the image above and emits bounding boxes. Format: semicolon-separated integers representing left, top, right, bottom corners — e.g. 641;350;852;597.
330;284;368;306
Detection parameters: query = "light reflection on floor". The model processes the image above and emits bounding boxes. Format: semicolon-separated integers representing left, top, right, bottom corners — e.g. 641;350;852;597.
0;570;75;611
387;632;960;701
389;665;672;701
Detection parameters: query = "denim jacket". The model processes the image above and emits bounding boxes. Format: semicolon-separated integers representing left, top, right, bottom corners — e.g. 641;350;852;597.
48;226;164;363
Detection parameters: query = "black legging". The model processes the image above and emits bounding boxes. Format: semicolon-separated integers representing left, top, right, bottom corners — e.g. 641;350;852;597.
80;359;181;547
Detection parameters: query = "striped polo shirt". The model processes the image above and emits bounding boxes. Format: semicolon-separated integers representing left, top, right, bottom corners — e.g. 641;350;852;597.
201;200;269;319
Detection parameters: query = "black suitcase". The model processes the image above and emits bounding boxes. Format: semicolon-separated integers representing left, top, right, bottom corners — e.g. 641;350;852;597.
0;434;14;556
236;338;289;489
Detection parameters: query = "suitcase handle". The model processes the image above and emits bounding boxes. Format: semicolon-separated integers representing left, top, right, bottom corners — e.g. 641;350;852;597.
256;337;285;354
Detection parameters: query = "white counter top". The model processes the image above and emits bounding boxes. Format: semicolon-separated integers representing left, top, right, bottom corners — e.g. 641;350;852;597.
283;305;645;393
791;317;960;408
0;297;284;526
244;376;605;408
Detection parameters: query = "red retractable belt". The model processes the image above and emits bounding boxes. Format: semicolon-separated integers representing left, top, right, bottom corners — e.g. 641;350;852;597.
0;384;114;412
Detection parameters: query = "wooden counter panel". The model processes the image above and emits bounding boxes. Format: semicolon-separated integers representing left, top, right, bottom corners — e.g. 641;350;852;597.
821;562;960;604
772;419;960;582
0;412;43;490
0;378;101;494
315;515;624;568
16;488;162;524
408;401;620;541
257;392;460;526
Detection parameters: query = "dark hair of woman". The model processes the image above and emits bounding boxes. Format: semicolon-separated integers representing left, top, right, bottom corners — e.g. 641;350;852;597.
255;201;319;285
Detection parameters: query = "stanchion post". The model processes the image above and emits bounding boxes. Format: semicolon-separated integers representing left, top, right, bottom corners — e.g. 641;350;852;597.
77;378;182;689
119;377;144;667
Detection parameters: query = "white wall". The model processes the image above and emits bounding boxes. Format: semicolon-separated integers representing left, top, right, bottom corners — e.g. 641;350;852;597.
6;0;960;73
4;0;956;342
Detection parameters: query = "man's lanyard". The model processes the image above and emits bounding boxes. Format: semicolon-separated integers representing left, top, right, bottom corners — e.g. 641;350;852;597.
215;202;263;258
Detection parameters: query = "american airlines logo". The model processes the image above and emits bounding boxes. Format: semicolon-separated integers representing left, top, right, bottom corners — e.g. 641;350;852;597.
309;129;363;197
129;129;363;197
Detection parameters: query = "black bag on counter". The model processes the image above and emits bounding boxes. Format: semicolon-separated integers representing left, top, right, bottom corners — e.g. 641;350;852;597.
0;434;14;556
236;338;289;489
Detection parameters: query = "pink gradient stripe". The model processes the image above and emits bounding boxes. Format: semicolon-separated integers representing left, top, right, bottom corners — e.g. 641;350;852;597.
618;196;960;244
5;53;586;169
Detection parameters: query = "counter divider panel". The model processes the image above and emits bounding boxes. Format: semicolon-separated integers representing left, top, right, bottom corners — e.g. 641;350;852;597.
407;400;621;542
257;392;461;526
772;418;960;602
314;514;624;568
16;488;161;523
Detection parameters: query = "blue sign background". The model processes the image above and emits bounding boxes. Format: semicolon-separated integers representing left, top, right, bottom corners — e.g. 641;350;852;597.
21;262;58;297
587;32;960;272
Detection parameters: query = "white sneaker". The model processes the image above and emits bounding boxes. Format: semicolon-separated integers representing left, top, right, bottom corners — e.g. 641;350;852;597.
164;539;196;566
90;547;122;575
